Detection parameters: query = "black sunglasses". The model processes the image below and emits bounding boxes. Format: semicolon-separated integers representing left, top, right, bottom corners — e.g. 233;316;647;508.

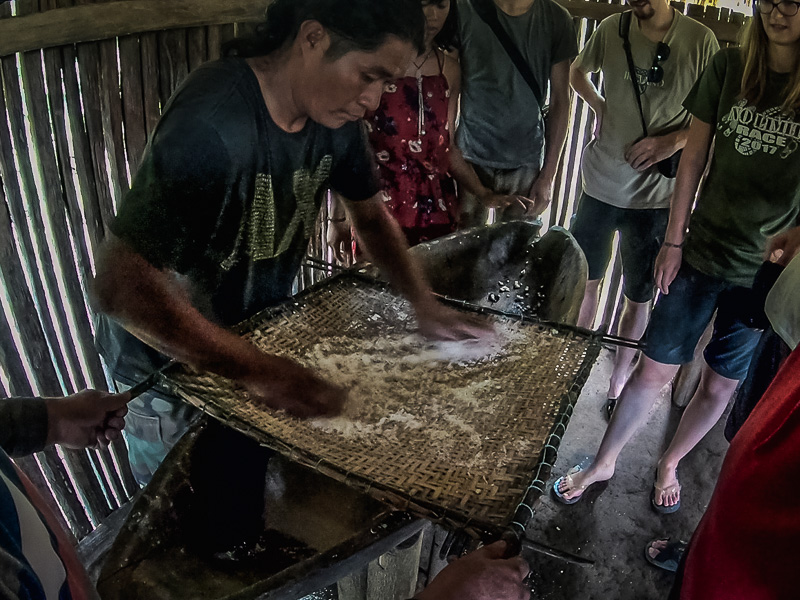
648;42;671;84
756;0;800;16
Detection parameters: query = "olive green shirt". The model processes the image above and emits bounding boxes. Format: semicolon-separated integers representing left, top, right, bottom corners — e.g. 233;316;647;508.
575;10;718;209
684;48;800;287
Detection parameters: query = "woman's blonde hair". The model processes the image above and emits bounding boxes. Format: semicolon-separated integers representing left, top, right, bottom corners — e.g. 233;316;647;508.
739;13;800;113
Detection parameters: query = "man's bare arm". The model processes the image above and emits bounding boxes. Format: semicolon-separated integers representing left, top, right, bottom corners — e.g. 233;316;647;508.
345;195;492;341
569;61;605;137
529;59;572;216
91;235;346;418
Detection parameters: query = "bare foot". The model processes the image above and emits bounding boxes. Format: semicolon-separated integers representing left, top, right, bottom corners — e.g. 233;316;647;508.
654;463;681;507
556;464;614;501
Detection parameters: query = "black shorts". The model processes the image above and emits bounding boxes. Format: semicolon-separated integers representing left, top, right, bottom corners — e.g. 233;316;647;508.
570;193;669;303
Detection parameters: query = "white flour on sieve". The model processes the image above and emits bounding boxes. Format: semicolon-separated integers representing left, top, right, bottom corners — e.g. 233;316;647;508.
304;322;532;467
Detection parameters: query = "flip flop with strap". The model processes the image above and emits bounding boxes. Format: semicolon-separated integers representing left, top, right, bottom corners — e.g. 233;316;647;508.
644;538;686;572
552;465;587;505
651;476;681;514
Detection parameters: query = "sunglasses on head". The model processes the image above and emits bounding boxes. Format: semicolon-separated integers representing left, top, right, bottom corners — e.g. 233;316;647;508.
648;42;670;84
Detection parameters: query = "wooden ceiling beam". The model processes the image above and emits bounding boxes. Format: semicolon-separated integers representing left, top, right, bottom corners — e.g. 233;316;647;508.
0;0;269;57
0;0;747;58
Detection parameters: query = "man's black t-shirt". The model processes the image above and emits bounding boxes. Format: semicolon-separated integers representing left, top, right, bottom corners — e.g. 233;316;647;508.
97;58;380;384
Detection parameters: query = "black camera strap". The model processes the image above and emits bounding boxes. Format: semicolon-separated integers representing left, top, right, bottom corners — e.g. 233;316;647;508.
469;0;544;109
618;10;650;139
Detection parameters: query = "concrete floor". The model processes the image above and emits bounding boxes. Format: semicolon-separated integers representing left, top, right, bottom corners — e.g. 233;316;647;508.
523;348;730;599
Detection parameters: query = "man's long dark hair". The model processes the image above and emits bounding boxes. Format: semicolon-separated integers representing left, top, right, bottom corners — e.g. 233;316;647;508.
225;0;426;58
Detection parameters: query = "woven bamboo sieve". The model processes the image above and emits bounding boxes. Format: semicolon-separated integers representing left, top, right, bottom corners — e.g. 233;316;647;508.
166;275;600;535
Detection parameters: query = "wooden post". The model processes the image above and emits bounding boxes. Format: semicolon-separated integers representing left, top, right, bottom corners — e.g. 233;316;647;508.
338;532;424;600
119;34;149;174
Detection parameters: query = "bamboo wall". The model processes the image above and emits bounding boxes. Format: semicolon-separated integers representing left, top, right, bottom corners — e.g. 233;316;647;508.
0;0;747;540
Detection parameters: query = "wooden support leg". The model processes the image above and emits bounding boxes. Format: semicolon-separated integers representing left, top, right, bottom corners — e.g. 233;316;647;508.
337;532;424;600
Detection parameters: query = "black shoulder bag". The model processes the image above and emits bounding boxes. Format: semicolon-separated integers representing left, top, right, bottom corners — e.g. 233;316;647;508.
469;0;546;115
618;10;681;178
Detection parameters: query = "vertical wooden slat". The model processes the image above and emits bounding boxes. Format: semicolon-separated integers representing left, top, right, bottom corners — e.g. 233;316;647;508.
76;43;117;229
158;28;189;105
12;0;118;525
42;48;94;280
0;189;95;537
118;35;148;173
61;44;107;254
65;0;117;232
219;23;238;52
1;64;82;393
207;25;222;61
7;0;137;532
0;183;65;397
140;32;162;139
20;45;110;390
686;2;705;18
99;37;130;200
62;0;140;509
187;27;208;71
0;193;32;394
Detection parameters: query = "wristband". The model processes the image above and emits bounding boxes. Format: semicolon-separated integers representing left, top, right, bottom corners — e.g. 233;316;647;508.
663;241;684;249
327;217;347;223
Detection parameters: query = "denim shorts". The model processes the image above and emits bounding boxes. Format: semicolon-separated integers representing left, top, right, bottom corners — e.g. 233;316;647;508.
570;193;669;303
643;262;762;380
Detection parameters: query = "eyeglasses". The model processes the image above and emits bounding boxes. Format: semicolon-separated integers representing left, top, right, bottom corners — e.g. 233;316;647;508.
756;0;800;16
648;42;670;84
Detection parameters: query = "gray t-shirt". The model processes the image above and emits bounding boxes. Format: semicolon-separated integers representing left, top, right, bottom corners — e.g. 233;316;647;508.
766;254;800;351
456;0;578;169
575;10;718;209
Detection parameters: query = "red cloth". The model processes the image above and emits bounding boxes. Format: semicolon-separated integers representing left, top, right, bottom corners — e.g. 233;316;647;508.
365;56;458;245
679;346;800;599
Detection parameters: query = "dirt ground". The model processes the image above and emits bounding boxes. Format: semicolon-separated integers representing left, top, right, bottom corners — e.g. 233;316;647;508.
301;347;731;600
524;348;729;599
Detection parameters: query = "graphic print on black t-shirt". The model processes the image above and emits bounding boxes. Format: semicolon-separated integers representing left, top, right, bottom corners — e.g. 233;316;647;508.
719;99;800;159
96;59;379;383
245;156;333;262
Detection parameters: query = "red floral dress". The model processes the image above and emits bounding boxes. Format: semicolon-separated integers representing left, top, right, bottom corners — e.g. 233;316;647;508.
365;53;459;247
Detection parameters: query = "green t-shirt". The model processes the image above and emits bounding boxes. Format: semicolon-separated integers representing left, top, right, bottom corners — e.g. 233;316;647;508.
684;48;800;287
574;10;718;209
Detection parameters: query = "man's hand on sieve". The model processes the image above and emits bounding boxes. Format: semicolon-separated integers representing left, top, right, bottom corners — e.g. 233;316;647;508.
414;299;495;342
241;356;348;419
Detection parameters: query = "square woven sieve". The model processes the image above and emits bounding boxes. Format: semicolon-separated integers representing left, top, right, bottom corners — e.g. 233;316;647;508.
166;275;599;534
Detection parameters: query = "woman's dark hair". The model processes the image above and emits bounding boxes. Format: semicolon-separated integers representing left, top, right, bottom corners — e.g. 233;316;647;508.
428;0;459;52
225;0;425;58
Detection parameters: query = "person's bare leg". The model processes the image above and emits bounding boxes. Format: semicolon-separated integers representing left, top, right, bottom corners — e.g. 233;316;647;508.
608;298;651;399
557;355;679;500
653;362;739;508
577;279;601;329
